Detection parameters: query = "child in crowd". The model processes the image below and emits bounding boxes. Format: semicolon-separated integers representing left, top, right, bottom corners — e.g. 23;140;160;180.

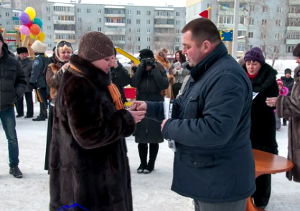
275;79;289;130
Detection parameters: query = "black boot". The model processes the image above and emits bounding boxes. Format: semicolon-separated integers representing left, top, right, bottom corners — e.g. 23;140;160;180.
9;166;23;178
144;143;159;174
137;143;148;174
32;116;46;121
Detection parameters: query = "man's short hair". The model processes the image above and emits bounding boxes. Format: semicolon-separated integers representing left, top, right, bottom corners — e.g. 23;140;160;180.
181;18;221;46
293;43;300;57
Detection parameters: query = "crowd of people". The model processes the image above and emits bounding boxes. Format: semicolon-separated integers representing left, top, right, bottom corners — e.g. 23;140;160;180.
0;17;300;211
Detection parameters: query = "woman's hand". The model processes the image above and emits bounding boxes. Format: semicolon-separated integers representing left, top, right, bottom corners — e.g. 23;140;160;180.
266;97;277;107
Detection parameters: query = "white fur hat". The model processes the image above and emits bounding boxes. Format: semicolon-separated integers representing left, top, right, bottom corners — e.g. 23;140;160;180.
31;40;47;53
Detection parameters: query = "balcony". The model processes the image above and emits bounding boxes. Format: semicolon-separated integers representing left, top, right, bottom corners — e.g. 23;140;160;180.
154;24;174;28
53;11;75;16
286;39;300;45
54;38;76;43
287;26;300;31
288;13;300;18
54;30;75;34
113;40;126;45
105;31;126;35
105;23;125;27
104;14;126;18
53;20;75;25
154;16;174;19
289;0;300;5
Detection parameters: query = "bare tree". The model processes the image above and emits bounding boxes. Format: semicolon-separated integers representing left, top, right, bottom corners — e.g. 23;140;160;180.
153;28;176;54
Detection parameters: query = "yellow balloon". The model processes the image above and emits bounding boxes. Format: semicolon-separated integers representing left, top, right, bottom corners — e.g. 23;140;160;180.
36;32;45;42
25;7;36;21
29;33;36;39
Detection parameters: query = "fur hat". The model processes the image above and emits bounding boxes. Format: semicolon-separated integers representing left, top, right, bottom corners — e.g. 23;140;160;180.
17;47;28;54
0;33;4;44
78;31;114;62
284;68;292;74
139;49;154;60
276;79;283;86
31;40;47;53
244;47;265;65
293;43;300;57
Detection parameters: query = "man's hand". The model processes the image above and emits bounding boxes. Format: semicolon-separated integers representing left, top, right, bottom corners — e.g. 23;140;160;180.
161;119;167;131
128;110;146;123
131;101;147;111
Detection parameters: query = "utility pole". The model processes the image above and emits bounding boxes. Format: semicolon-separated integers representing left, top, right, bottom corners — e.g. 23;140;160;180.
232;0;240;59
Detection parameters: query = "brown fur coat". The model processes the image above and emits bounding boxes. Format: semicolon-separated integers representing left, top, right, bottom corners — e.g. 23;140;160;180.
277;66;300;182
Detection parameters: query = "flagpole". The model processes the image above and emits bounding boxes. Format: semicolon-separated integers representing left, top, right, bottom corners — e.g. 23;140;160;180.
232;0;239;59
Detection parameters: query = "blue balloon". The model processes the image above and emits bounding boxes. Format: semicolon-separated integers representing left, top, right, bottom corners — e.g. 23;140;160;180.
32;17;43;28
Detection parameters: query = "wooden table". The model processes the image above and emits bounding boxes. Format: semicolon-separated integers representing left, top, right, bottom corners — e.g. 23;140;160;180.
246;149;294;211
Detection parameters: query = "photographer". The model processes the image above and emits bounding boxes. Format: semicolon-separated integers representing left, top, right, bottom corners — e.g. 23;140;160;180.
130;49;169;174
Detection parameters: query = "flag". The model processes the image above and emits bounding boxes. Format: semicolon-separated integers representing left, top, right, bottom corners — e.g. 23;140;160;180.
199;10;208;18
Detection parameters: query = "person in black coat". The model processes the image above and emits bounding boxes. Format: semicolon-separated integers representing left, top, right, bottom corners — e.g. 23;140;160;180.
281;68;294;126
243;47;279;209
130;49;169;174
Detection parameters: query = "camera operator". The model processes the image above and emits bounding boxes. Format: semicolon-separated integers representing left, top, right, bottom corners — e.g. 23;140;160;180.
130;49;169;174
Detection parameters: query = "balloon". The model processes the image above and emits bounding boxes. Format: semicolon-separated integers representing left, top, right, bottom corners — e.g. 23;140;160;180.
19;25;30;36
18;12;30;25
29;33;36;39
30;24;40;36
25;7;36;21
36;32;45;42
26;21;33;29
32;17;43;28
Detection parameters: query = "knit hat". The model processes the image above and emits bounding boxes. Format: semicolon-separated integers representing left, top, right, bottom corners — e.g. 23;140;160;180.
244;47;265;65
17;47;28;54
31;40;47;53
0;33;4;44
293;43;300;57
139;49;154;60
276;79;283;86
78;31;114;62
284;68;292;74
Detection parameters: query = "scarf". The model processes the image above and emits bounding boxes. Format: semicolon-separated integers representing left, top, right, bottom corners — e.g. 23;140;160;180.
70;64;124;110
247;72;258;81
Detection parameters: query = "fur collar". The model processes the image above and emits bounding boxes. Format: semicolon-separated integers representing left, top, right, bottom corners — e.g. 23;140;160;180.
69;54;111;88
155;54;171;69
243;63;277;92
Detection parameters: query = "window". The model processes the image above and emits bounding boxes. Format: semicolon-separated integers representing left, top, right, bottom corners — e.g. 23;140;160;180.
176;38;180;43
98;9;101;13
46;7;50;12
176;29;180;34
176;20;180;25
238;43;245;51
249;5;255;12
127;10;131;15
137;37;140;41
6;21;10;25
147;46;150;49
276;20;281;26
136;19;140;24
176;12;180;16
249;18;254;25
47;26;51;30
87;27;91;31
128;37;131;41
239;17;245;24
147;11;151;15
47;43;52;47
137;11;141;15
286;45;295;53
238;30;246;37
127;19;131;24
262;19;267;25
97;18;101;23
261;33;266;39
147;28;151;33
78;17;82;22
248;32;253;38
277;7;282;13
262;6;268;13
136;46;140;51
6;12;9;17
275;33;280;39
87;9;91;13
98;27;101;31
136;28;140;33
47;16;51;21
147;37;150;41
78;26;82;30
128;28;131;32
146;20;150;24
77;8;81;13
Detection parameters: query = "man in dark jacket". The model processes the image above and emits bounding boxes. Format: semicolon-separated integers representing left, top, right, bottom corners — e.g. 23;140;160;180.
29;40;49;121
0;33;26;178
132;18;255;211
15;47;34;118
281;68;294;126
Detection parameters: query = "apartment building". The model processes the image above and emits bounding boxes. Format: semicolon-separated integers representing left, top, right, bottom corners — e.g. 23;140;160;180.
186;0;300;59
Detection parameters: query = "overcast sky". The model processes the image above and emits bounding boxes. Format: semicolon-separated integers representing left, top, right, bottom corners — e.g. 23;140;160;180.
48;0;186;7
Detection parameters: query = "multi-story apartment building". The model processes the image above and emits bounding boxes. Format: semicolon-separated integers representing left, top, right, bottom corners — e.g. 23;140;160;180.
40;2;186;55
186;0;300;59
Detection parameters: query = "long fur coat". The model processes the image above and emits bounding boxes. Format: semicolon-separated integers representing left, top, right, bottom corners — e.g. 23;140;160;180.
277;66;300;182
49;55;136;211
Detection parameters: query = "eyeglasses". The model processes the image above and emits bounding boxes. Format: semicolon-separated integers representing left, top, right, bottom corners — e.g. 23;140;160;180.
58;41;72;47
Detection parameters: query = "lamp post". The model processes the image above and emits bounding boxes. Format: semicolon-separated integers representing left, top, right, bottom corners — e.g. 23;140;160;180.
232;0;240;59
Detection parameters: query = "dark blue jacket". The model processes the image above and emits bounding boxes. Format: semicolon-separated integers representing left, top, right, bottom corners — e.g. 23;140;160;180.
146;43;255;203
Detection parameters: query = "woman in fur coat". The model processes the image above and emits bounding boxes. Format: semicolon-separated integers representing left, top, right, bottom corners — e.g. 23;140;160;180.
243;47;279;210
44;40;73;171
267;43;300;183
49;32;145;211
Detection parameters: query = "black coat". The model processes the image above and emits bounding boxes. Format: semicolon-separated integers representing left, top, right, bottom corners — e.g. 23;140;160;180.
146;43;255;203
110;61;131;103
243;63;279;154
50;55;136;211
17;57;33;92
0;47;26;111
130;62;169;143
281;76;294;96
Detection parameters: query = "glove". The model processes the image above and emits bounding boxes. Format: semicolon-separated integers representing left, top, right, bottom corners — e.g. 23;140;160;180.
140;59;146;67
151;62;157;69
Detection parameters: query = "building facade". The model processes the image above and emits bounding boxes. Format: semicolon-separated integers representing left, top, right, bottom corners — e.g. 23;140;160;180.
186;0;300;59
